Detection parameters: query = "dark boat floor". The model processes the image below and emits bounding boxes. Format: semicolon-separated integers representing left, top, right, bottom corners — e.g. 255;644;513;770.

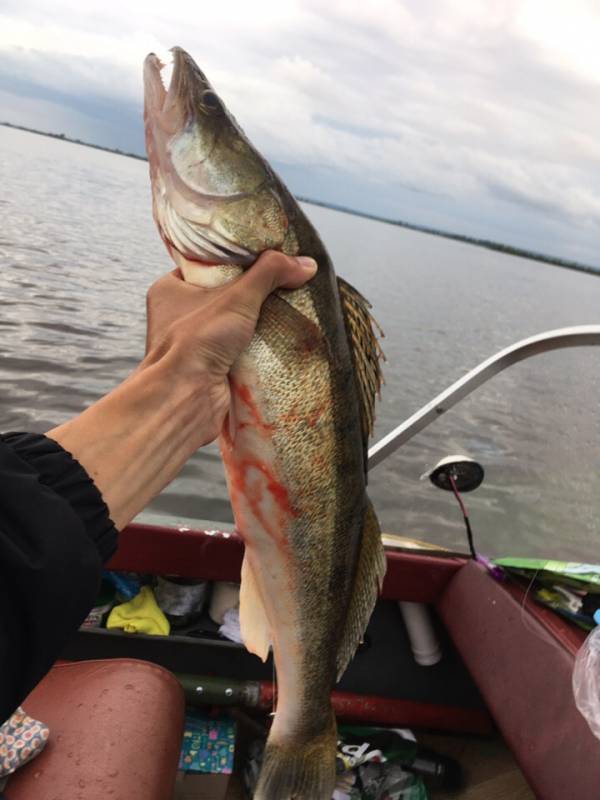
422;733;534;800
182;734;534;799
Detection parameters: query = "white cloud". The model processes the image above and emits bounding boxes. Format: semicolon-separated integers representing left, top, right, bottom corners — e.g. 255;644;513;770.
516;0;600;83
0;0;599;265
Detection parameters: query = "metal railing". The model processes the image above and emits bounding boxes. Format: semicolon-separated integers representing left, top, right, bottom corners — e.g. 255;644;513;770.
368;325;600;470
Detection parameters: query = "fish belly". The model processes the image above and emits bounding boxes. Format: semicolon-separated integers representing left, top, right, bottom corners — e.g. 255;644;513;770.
219;329;341;739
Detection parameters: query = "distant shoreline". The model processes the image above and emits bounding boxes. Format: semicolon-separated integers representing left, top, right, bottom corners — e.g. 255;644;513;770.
2;120;598;277
0;121;147;162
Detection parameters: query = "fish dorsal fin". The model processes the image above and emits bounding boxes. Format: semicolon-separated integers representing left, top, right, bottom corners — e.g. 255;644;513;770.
337;276;384;449
336;501;386;680
239;553;271;662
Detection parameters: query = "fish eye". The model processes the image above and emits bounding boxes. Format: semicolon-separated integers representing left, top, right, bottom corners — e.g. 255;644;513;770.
202;90;222;112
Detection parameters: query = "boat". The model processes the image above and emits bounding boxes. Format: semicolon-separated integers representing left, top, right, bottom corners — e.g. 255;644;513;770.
6;326;600;800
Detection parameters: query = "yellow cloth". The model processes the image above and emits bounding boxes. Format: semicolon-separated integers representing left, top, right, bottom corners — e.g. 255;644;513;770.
107;586;170;635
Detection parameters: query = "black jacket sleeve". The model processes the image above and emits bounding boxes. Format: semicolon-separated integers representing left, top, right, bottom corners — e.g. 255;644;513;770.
0;432;118;723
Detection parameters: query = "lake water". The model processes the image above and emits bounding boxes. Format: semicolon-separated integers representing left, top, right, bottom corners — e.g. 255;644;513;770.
1;125;599;560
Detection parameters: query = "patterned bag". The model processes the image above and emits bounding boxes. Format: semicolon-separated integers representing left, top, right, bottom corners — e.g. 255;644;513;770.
0;706;49;784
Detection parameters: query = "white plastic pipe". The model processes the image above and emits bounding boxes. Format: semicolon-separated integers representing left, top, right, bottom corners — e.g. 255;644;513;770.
399;601;442;666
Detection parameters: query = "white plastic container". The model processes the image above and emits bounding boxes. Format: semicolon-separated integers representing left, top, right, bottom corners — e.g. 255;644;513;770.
209;581;240;625
399;601;443;666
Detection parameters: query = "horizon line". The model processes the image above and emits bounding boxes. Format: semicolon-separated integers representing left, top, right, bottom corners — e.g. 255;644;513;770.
2;120;598;278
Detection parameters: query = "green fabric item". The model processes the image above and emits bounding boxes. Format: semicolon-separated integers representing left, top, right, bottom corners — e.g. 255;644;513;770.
494;558;600;592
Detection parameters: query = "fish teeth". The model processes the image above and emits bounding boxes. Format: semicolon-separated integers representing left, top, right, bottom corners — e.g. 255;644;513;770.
155;49;174;91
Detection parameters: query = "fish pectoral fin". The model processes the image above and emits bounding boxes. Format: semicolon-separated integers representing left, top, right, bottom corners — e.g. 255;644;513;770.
260;292;325;348
336;502;386;681
239;554;271;662
337;276;384;449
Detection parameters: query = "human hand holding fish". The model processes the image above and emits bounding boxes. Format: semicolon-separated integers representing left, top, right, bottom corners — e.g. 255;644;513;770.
47;250;316;530
145;250;318;430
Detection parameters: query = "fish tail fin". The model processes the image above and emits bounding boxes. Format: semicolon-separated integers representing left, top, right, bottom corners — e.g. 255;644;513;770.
254;707;337;800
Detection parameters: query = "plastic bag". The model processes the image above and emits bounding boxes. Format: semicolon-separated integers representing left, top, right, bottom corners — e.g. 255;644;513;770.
573;626;600;740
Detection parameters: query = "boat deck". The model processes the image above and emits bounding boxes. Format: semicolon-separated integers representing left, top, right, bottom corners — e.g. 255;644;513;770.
174;732;534;799
422;733;534;800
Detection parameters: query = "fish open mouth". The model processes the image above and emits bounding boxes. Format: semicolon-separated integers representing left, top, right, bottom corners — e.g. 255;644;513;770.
144;47;293;273
144;48;186;123
144;47;214;126
156;51;175;94
143;48;256;269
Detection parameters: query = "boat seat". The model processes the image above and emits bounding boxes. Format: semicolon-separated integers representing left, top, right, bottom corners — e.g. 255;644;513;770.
4;658;184;800
437;560;600;800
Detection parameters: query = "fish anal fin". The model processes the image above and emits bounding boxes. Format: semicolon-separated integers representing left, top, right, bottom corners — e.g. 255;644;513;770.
336;276;384;448
336;502;386;681
239;554;271;662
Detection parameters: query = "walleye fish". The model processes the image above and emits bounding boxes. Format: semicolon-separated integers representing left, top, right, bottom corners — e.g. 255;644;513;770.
143;47;386;800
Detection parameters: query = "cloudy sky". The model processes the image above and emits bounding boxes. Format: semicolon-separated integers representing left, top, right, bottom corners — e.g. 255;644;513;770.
1;0;599;267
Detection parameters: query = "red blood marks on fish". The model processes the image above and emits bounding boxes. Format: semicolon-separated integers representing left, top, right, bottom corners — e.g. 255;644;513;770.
278;400;329;429
302;334;321;354
231;380;275;435
306;404;327;427
221;414;235;450
244;459;297;536
220;418;297;548
262;468;296;517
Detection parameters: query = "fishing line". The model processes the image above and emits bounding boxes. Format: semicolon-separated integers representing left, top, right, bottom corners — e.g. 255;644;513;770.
518;567;565;651
270;651;278;719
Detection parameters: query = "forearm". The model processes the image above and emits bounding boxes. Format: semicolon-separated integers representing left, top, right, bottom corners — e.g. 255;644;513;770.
46;251;316;530
47;356;213;529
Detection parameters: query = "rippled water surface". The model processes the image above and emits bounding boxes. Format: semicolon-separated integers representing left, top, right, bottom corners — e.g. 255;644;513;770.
1;126;599;559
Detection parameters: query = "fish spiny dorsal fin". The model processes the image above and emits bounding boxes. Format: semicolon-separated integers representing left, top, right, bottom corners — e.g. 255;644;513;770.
337;276;384;453
336;502;386;681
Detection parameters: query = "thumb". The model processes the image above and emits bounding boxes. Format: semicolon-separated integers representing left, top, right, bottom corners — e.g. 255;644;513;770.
227;250;318;319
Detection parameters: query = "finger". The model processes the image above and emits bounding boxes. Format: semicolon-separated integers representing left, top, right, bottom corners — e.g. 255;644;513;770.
276;255;319;290
227;250;317;317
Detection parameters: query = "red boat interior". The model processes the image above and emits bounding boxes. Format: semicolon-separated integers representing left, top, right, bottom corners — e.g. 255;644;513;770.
9;522;599;799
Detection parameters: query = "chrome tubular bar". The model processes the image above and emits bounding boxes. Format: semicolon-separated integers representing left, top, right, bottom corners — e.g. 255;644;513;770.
368;325;600;471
